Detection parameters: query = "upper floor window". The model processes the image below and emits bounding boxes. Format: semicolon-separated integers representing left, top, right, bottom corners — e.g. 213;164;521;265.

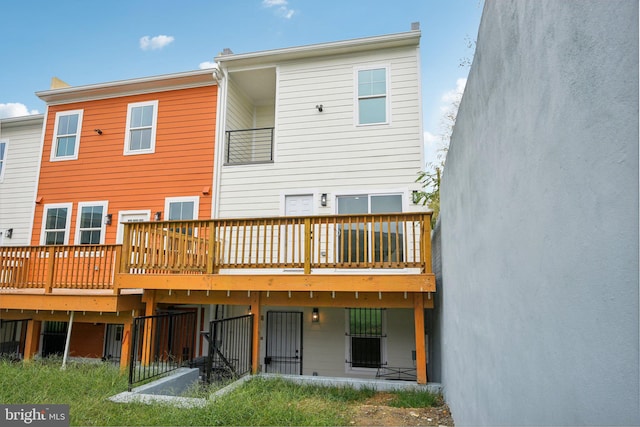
75;201;108;244
356;67;388;125
124;100;158;155
41;203;72;245
0;141;7;181
51;110;83;161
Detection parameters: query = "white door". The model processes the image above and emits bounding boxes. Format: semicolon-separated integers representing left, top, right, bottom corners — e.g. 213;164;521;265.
116;211;151;244
285;195;313;216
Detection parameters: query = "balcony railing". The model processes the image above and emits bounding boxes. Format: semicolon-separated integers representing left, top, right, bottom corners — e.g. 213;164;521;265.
224;127;274;165
122;213;432;275
0;213;432;292
0;245;121;292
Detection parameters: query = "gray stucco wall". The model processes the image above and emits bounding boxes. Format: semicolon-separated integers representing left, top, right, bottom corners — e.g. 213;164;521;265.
438;1;639;425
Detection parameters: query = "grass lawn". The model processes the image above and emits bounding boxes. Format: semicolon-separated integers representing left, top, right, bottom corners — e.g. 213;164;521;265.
0;359;440;426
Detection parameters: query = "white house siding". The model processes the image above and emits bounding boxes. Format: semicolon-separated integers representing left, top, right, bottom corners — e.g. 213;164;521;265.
228;304;418;379
218;45;424;218
0;115;44;246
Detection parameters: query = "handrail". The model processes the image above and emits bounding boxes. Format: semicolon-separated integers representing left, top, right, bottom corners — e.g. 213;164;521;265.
0;213;432;291
122;212;432;275
0;244;120;291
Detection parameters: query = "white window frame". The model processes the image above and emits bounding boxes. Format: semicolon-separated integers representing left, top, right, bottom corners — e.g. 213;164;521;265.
354;65;390;126
164;196;200;220
123;100;159;155
344;308;387;374
74;201;109;245
40;203;73;245
50;110;83;161
0;140;7;182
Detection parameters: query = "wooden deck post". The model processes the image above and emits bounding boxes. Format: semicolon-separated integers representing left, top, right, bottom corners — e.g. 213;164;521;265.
304;218;312;274
24;320;41;360
119;320;133;372
422;213;432;274
413;292;428;384
45;246;55;294
141;290;156;366
113;246;122;295
251;292;261;374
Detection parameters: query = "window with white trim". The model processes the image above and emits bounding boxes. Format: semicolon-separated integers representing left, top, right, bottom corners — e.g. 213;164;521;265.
346;308;386;369
75;201;108;245
357;67;388;125
0;140;7;181
165;196;199;220
41;203;72;245
124;100;158;155
51;110;83;160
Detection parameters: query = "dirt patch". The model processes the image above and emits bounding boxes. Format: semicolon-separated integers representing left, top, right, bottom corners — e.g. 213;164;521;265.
349;393;454;426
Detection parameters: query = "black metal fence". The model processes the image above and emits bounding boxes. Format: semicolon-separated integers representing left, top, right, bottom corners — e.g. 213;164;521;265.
128;311;196;390
0;319;28;359
225;127;274;165
206;314;253;383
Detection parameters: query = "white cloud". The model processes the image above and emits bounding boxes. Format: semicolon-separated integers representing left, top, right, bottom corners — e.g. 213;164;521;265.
0;103;40;119
140;35;175;51
199;61;217;69
262;0;295;19
440;78;467;110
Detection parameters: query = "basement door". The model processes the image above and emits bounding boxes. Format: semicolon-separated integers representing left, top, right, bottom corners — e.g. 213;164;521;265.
264;311;303;375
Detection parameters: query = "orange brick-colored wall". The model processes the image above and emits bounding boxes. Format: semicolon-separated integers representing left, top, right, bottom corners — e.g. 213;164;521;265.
69;323;105;358
32;85;217;245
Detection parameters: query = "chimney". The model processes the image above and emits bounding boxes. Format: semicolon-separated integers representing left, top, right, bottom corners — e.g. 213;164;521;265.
411;22;420;31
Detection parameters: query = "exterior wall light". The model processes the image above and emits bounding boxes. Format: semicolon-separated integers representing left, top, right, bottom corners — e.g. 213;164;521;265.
5;228;13;239
312;307;319;323
321;193;327;207
104;214;112;226
154;211;162;221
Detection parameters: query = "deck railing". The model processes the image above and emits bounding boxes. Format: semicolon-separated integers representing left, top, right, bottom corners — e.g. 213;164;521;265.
0;213;432;291
0;245;120;291
122;213;432;275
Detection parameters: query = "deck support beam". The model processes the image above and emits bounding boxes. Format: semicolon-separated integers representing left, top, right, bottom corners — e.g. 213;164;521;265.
413;292;427;384
119;319;133;371
250;292;261;374
24;320;41;361
141;290;156;366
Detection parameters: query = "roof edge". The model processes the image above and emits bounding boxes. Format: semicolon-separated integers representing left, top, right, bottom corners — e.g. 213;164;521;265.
215;30;420;66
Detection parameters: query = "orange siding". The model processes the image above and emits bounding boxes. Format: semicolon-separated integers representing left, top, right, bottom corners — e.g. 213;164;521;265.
69;323;105;358
32;85;217;245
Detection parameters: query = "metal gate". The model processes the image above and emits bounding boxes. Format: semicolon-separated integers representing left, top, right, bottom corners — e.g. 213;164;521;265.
128;311;196;390
0;319;28;358
205;314;253;383
42;321;67;357
264;311;302;375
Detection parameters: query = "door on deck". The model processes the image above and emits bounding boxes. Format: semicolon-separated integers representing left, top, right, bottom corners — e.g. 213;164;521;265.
264;311;303;375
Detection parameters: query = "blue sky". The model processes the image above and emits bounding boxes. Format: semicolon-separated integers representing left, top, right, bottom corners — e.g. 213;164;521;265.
0;0;483;165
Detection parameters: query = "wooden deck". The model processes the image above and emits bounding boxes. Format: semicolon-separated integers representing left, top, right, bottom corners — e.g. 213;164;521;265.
1;213;434;295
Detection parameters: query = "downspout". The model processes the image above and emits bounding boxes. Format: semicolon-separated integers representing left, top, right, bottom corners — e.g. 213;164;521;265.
61;311;74;369
212;65;228;220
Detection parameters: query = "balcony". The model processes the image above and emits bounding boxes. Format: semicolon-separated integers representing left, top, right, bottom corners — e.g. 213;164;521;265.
0;213;434;296
224;127;274;165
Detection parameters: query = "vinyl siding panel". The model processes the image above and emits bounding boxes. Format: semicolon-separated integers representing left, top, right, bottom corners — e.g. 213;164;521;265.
32;85;217;245
0;117;44;245
219;46;423;218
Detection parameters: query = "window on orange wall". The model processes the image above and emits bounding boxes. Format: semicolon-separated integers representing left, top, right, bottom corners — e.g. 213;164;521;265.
124;100;158;155
75;201;108;244
41;203;73;245
51;110;83;161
